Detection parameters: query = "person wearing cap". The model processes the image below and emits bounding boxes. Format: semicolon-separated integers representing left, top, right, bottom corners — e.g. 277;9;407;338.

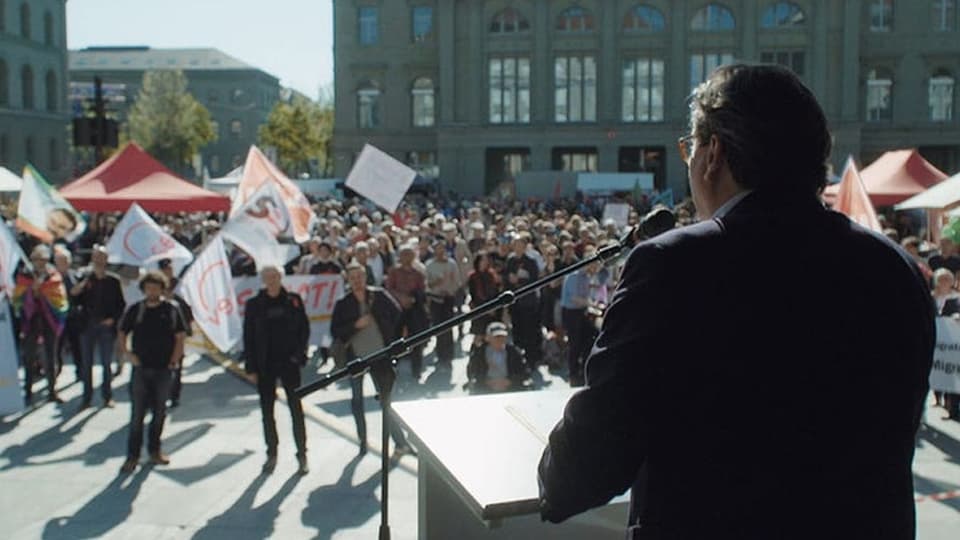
467;322;527;393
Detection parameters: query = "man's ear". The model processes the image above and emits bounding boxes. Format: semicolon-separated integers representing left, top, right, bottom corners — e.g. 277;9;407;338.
704;134;726;183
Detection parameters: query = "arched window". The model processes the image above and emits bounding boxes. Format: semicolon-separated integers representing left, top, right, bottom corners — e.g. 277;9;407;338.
489;7;529;33
19;2;29;39
556;6;594;32
930;70;954;121
760;2;806;28
43;10;53;45
411;77;435;127
48;138;58;171
44;69;56;111
21;64;33;109
866;68;893;121
24;136;34;164
691;3;735;31
357;81;381;128
0;60;8;106
623;5;666;31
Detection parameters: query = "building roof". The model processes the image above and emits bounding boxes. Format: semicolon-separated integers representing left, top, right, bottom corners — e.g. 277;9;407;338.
69;46;261;72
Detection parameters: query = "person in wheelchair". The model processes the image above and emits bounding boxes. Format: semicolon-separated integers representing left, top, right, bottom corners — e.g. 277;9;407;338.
466;322;528;393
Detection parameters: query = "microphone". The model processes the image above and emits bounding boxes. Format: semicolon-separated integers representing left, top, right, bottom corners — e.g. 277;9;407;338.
620;206;676;248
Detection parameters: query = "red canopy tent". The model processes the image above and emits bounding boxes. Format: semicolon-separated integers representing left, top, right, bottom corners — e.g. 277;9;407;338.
824;149;947;207
60;143;230;212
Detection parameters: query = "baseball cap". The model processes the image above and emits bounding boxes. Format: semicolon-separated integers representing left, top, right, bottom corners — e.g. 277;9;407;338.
486;322;509;337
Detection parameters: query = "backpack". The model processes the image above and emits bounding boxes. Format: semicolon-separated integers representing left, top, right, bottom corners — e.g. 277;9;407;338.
132;299;184;334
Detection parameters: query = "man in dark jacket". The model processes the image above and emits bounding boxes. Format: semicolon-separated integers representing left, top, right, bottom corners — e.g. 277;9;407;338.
466;322;527;393
331;262;414;457
538;64;935;539
243;265;311;475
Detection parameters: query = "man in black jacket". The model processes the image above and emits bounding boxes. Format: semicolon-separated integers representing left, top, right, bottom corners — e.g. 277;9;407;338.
243;265;311;475
538;64;935;539
466;322;527;393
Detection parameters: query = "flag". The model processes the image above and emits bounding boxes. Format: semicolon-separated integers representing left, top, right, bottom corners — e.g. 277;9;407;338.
0;296;22;415
176;235;241;352
105;203;194;269
833;156;882;232
221;181;300;271
233;146;315;242
17;164;86;243
650;188;675;209
0;220;25;299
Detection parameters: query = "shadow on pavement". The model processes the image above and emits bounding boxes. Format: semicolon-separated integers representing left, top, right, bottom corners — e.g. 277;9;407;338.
0;410;119;470
190;471;302;540
301;454;381;539
167;371;260;423
918;423;960;466
41;466;150;540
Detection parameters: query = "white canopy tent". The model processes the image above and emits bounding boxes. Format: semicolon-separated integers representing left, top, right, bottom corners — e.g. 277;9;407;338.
0;167;22;193
894;171;960;211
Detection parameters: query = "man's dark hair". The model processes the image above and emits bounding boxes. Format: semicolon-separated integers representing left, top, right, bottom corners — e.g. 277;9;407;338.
139;270;169;292
690;63;832;194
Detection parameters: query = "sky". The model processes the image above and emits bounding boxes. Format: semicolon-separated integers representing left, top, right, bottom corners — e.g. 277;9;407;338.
67;0;334;100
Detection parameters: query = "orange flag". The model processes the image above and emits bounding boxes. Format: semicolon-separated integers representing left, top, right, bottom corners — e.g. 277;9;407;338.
233;146;316;243
833;156;882;232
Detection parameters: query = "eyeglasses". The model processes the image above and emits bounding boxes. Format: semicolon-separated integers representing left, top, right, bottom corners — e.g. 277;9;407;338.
677;135;696;165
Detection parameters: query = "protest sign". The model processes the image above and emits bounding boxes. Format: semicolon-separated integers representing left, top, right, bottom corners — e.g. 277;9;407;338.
17;165;85;243
345;144;416;214
602;203;631;229
933;317;960;393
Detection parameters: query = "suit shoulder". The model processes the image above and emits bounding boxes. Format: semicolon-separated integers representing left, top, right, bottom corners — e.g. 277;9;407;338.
625;220;722;268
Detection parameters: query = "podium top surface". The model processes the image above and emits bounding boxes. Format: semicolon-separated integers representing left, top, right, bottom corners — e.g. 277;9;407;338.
393;389;578;520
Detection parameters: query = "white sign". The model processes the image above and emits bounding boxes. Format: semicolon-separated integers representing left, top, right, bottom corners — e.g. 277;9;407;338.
933;318;960;393
345;144;416;213
0;220;24;300
0;297;23;415
176;235;241;352
105;203;194;269
602;203;631;229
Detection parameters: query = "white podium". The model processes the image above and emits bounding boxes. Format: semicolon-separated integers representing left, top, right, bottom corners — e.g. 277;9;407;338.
393;389;629;539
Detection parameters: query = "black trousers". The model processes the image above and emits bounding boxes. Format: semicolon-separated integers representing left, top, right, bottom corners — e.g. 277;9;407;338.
22;320;58;400
562;307;589;382
56;316;83;379
169;361;184;403
428;296;455;363
349;369;408;449
510;301;542;366
127;367;172;458
257;365;307;457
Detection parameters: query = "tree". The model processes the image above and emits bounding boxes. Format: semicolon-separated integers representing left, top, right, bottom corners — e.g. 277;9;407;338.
127;70;216;175
258;94;333;178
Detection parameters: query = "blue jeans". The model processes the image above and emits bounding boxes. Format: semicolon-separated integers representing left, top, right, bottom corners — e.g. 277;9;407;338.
349;369;408;449
80;323;117;403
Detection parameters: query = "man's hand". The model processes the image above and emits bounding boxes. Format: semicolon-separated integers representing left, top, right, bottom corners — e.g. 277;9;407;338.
101;318;114;327
400;296;413;308
168;358;180;369
250;373;258;385
355;314;372;329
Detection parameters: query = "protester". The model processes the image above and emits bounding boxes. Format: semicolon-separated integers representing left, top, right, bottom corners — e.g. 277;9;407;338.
503;232;542;366
425;236;462;368
466;322;527;393
385;244;428;378
243;265;311;475
466;251;501;338
118;271;187;474
559;244;601;387
159;258;194;408
53;245;83;382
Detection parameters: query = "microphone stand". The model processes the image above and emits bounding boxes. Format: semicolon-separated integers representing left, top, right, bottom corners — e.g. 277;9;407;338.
294;229;639;540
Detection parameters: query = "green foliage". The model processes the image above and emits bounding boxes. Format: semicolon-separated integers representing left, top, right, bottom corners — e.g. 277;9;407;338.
127;70;217;172
258;95;333;177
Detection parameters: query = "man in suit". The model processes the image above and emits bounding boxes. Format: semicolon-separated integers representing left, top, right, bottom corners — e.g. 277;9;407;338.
538;64;935;539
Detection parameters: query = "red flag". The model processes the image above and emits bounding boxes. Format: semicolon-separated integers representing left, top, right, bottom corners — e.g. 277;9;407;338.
833;156;882;232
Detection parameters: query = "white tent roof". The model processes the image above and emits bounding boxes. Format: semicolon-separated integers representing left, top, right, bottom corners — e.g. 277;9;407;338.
895;171;960;211
0;167;22;192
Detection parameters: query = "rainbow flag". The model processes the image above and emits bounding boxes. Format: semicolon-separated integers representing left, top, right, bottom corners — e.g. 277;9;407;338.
12;270;69;334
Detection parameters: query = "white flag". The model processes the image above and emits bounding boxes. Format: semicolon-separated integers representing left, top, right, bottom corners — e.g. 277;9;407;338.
221;181;299;271
106;203;194;269
0;296;22;415
176;235;241;352
0;220;24;300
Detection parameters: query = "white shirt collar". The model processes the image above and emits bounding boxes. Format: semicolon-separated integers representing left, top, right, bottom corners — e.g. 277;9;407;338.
712;190;753;219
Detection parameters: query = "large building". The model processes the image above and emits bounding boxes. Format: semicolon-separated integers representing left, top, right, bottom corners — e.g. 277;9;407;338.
69;46;280;178
332;0;960;197
0;0;70;183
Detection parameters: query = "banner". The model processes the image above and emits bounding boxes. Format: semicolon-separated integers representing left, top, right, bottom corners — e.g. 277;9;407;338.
0;220;24;299
0;297;22;415
176;235;241;352
17;164;86;243
105;203;194;269
345;144;416;214
233;145;316;243
933;317;960;393
833;156;882;232
221;181;299;271
602;203;631;229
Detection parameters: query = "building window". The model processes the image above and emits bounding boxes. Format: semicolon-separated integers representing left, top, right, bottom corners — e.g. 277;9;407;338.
411;77;435;127
210;120;220;138
48;138;58;171
866;69;893;121
19;2;29;39
489;57;531;124
622;58;664;122
691;3;735;31
760;2;805;28
690;52;734;90
930;72;954;121
21;64;33;109
933;0;955;31
485;148;530;191
0;134;7;163
0;60;7;106
230;119;242;138
412;6;433;42
760;50;805;76
869;0;893;32
359;6;379;45
556;6;594;32
407;151;438;178
357;82;381;128
45;69;56;111
490;7;530;33
623;5;665;32
24;136;33;164
0;0;5;32
555;55;597;123
43;10;53;45
553;147;597;172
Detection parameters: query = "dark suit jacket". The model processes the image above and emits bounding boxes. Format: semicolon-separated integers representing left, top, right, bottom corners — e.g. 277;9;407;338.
538;190;935;540
243;288;310;374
